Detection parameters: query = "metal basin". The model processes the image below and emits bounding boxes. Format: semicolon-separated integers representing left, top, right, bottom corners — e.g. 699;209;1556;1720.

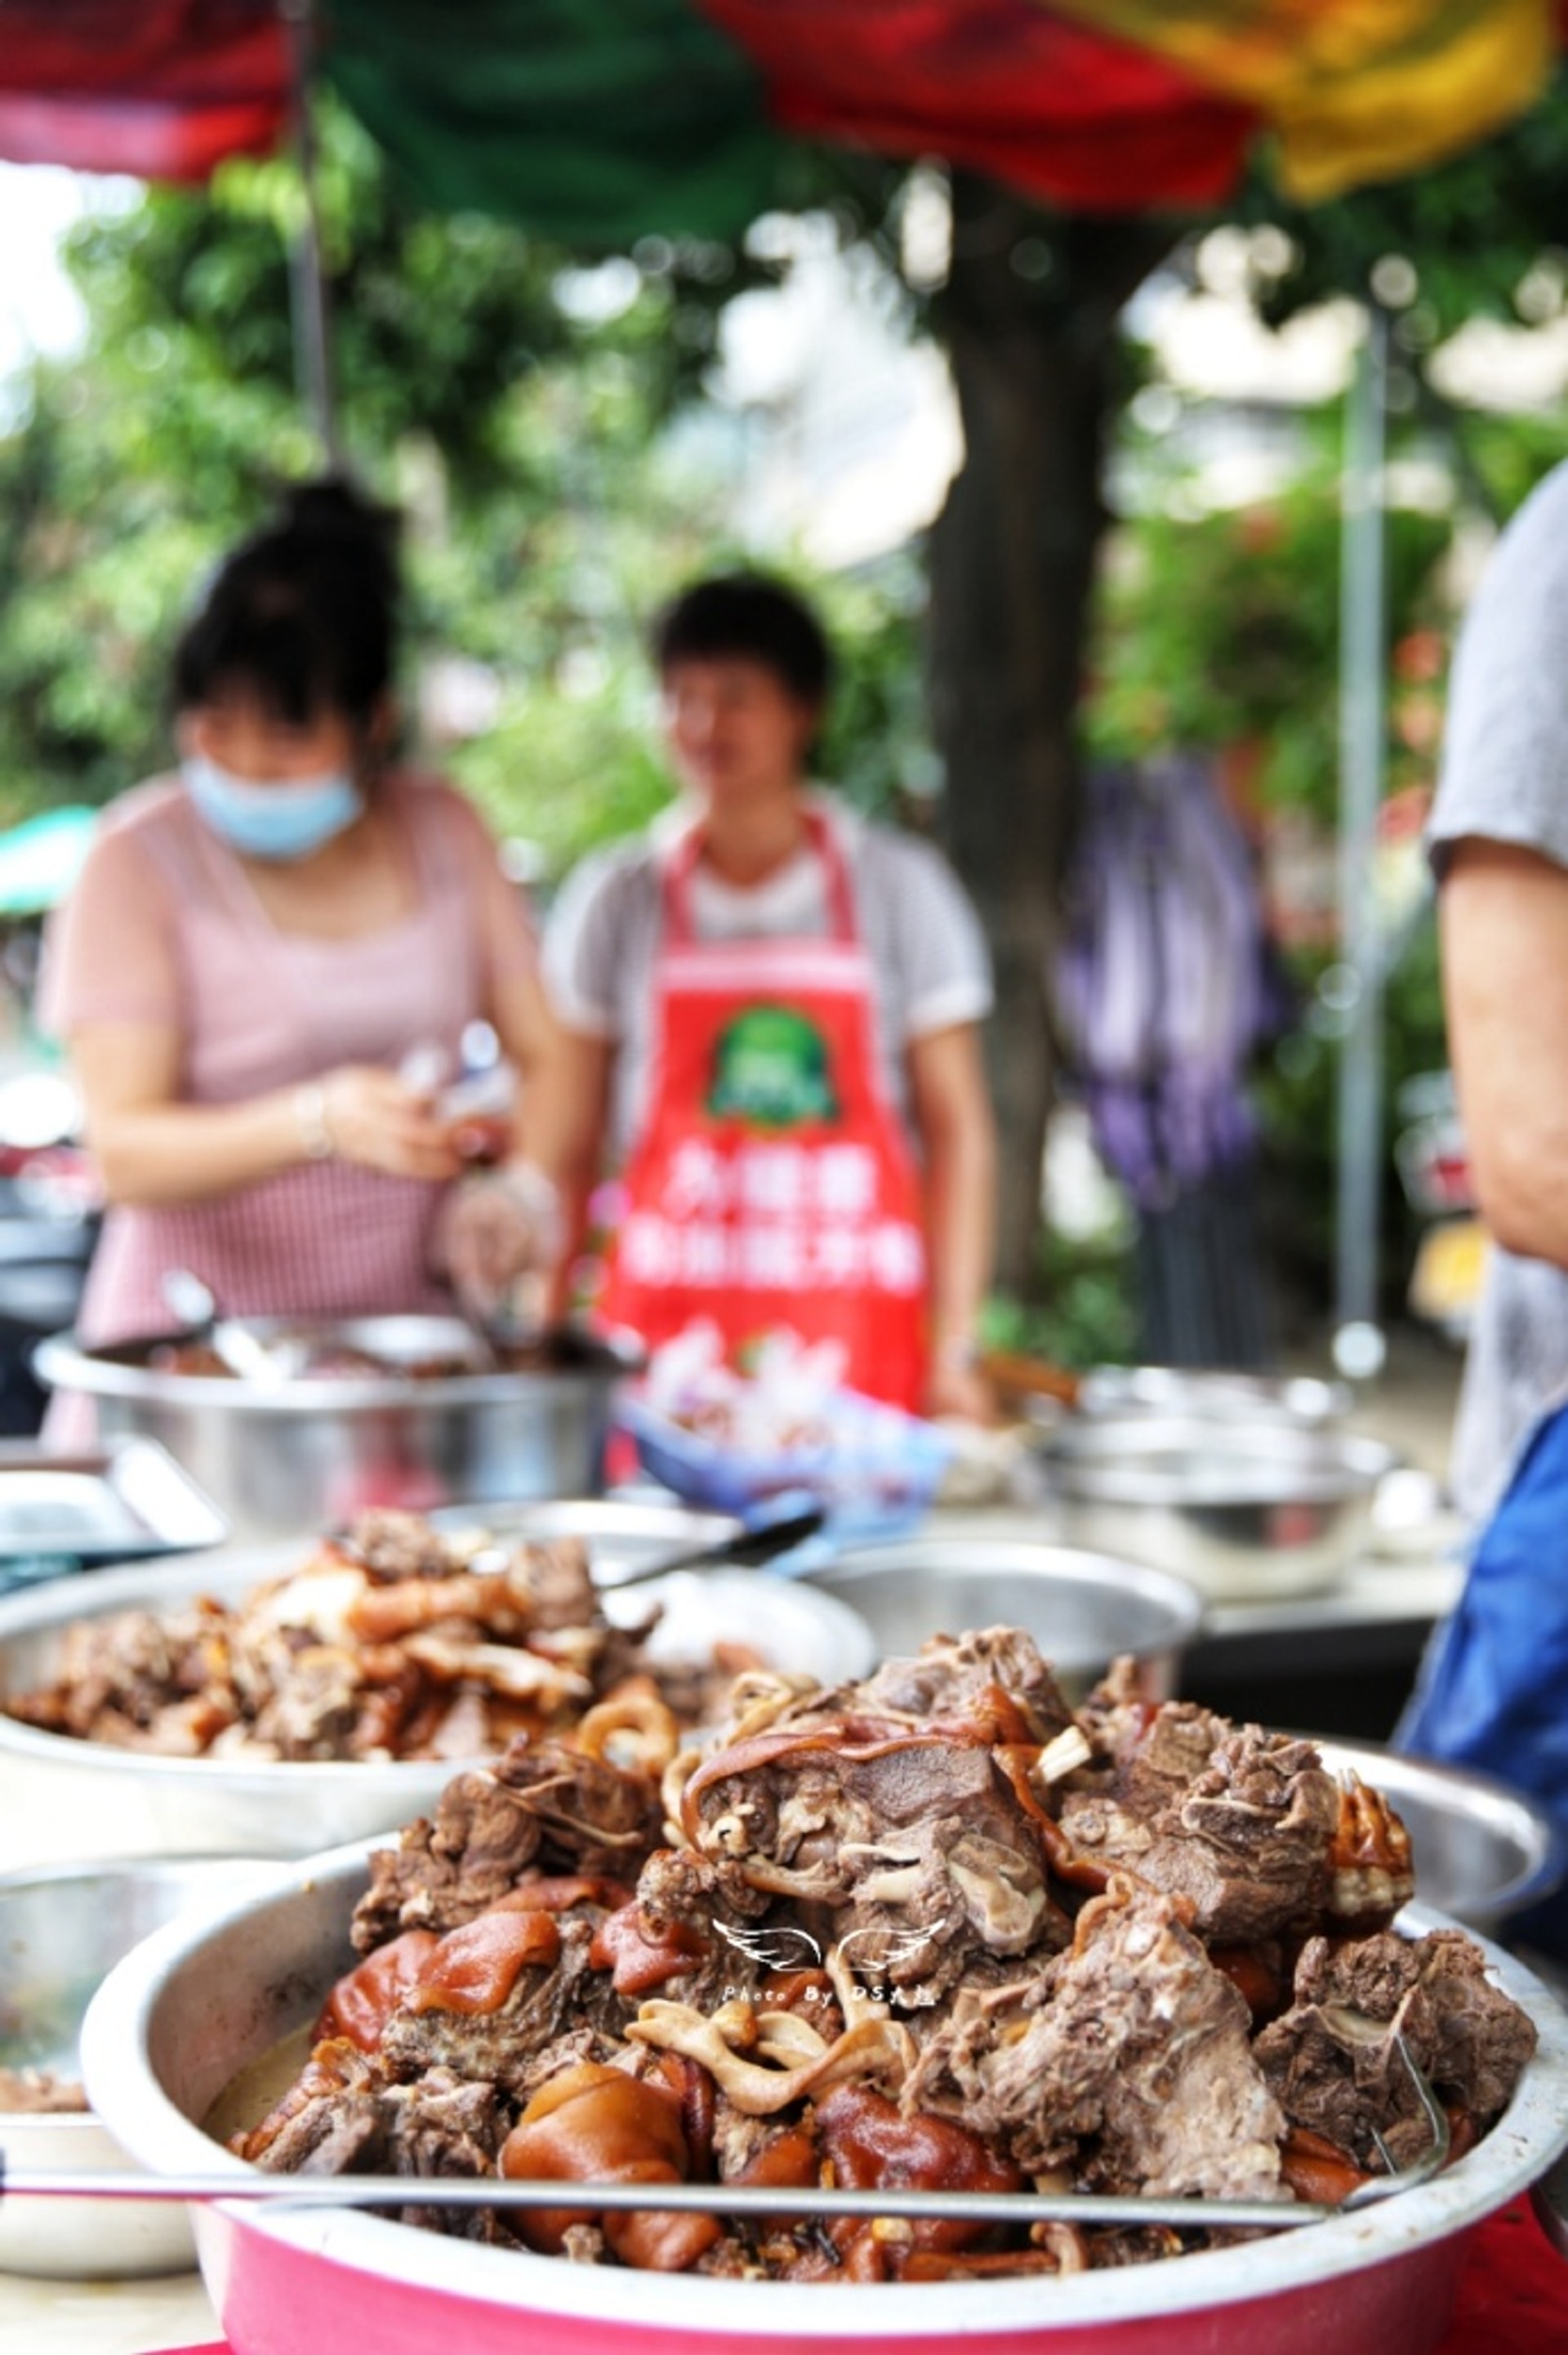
800;1537;1204;1703
33;1318;639;1540
1075;1367;1353;1425
0;1543;875;1865
1312;1739;1565;1934
78;1848;1568;2355
1037;1412;1397;1603
0;1853;274;2277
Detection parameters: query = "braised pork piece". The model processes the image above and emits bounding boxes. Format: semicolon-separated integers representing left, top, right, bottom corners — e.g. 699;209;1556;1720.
232;1631;1539;2281
2;1510;755;1763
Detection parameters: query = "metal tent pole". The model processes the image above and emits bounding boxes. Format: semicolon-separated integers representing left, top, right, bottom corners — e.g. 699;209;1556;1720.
278;0;340;467
1332;301;1389;1382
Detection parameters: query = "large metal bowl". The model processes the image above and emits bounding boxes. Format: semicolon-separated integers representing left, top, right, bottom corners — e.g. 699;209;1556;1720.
34;1317;639;1539
0;1541;875;1865
1036;1412;1397;1603
1312;1740;1566;1935
1074;1367;1354;1426
799;1537;1204;1703
0;1853;275;2277
78;1847;1568;2355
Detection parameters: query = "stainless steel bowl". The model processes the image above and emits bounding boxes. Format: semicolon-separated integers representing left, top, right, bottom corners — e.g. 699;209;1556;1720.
78;1848;1568;2355
0;1853;274;2277
34;1318;639;1540
1313;1739;1565;1934
800;1537;1204;1702
1037;1412;1397;1603
0;1543;875;1865
1075;1367;1354;1425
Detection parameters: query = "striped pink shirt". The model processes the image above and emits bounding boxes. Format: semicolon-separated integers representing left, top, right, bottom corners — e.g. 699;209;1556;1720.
42;769;535;1346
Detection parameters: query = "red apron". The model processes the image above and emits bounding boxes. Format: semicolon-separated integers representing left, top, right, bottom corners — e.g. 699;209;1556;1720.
596;811;929;1409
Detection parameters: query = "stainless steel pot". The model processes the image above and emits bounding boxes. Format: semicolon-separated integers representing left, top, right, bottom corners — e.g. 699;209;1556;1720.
34;1318;639;1539
0;1853;275;2277
78;1848;1568;2355
0;1542;875;1865
1075;1367;1354;1425
800;1537;1204;1703
1036;1412;1396;1603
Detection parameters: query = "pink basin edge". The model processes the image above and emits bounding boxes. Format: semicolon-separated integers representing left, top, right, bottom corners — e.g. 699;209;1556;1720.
200;2206;1472;2355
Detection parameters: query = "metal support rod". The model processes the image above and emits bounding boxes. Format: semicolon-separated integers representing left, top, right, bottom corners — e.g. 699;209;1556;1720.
278;0;340;467
1334;301;1390;1375
0;2039;1452;2236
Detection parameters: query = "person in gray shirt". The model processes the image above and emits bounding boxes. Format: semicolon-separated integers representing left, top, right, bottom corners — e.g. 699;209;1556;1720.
1426;457;1568;1528
1400;457;1568;1953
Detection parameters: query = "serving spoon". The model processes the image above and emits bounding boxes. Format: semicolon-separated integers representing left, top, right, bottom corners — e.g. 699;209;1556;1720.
604;1504;827;1590
452;1504;828;1594
159;1270;303;1385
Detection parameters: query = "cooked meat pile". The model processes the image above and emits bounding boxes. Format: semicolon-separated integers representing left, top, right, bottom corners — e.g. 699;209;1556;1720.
2;1510;756;1763
232;1632;1538;2282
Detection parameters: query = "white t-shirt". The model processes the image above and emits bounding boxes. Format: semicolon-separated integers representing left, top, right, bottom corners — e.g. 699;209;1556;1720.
544;795;992;1157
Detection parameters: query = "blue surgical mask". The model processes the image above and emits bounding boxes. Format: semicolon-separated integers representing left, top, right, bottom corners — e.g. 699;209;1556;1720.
182;752;364;863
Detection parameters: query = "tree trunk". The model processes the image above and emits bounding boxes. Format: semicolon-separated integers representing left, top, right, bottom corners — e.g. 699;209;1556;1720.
929;179;1174;1298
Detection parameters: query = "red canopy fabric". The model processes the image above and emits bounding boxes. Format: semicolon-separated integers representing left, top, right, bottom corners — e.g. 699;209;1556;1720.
0;0;1558;222
0;0;286;181
699;0;1255;211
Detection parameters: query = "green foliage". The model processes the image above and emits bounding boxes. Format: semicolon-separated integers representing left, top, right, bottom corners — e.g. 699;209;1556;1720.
0;102;940;882
1089;443;1451;827
0;101;751;845
980;1226;1139;1372
1236;67;1568;338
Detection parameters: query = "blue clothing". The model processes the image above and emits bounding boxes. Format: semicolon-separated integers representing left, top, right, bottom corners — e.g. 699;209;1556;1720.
1398;1392;1568;1950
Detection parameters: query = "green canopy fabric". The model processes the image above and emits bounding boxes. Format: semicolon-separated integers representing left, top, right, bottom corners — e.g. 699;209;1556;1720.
323;0;792;245
0;806;97;917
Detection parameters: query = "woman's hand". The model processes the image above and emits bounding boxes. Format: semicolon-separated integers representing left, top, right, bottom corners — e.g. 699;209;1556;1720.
925;1346;997;1426
436;1162;564;1319
318;1065;464;1183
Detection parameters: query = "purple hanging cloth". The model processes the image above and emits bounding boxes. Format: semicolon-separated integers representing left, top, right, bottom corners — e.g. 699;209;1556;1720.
1055;752;1285;1212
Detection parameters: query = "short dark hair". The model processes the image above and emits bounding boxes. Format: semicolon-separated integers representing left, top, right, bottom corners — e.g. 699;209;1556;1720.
653;573;833;707
172;475;400;729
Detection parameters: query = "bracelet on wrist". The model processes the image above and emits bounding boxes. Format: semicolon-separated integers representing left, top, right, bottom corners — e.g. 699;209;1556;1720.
933;1332;981;1372
294;1082;335;1163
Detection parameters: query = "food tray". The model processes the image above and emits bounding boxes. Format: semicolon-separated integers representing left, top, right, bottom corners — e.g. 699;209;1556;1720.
615;1389;954;1539
0;1438;227;1569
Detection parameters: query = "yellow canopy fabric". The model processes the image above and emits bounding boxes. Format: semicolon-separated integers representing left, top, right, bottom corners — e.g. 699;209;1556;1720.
1042;0;1555;198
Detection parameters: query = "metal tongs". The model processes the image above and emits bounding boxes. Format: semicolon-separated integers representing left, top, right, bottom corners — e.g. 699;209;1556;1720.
0;2036;1452;2234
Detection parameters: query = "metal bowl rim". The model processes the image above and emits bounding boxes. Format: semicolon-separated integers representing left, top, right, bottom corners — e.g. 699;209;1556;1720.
33;1325;640;1416
80;1848;1568;2338
1042;1418;1397;1505
803;1537;1206;1642
1310;1739;1568;1919
1076;1368;1355;1424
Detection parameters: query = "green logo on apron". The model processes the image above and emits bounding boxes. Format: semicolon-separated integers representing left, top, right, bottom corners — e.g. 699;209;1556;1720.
706;1005;838;1130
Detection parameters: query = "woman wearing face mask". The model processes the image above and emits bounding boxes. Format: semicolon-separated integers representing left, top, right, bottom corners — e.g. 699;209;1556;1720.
39;475;560;1365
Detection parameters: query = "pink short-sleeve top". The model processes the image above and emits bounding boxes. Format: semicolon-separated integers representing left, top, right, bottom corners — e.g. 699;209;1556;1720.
42;770;532;1346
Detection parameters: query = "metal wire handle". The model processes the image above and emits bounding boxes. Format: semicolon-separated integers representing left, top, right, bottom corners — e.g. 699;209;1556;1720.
0;2035;1451;2236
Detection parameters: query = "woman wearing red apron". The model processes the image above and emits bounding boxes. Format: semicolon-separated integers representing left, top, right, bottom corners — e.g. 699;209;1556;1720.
536;574;997;1419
